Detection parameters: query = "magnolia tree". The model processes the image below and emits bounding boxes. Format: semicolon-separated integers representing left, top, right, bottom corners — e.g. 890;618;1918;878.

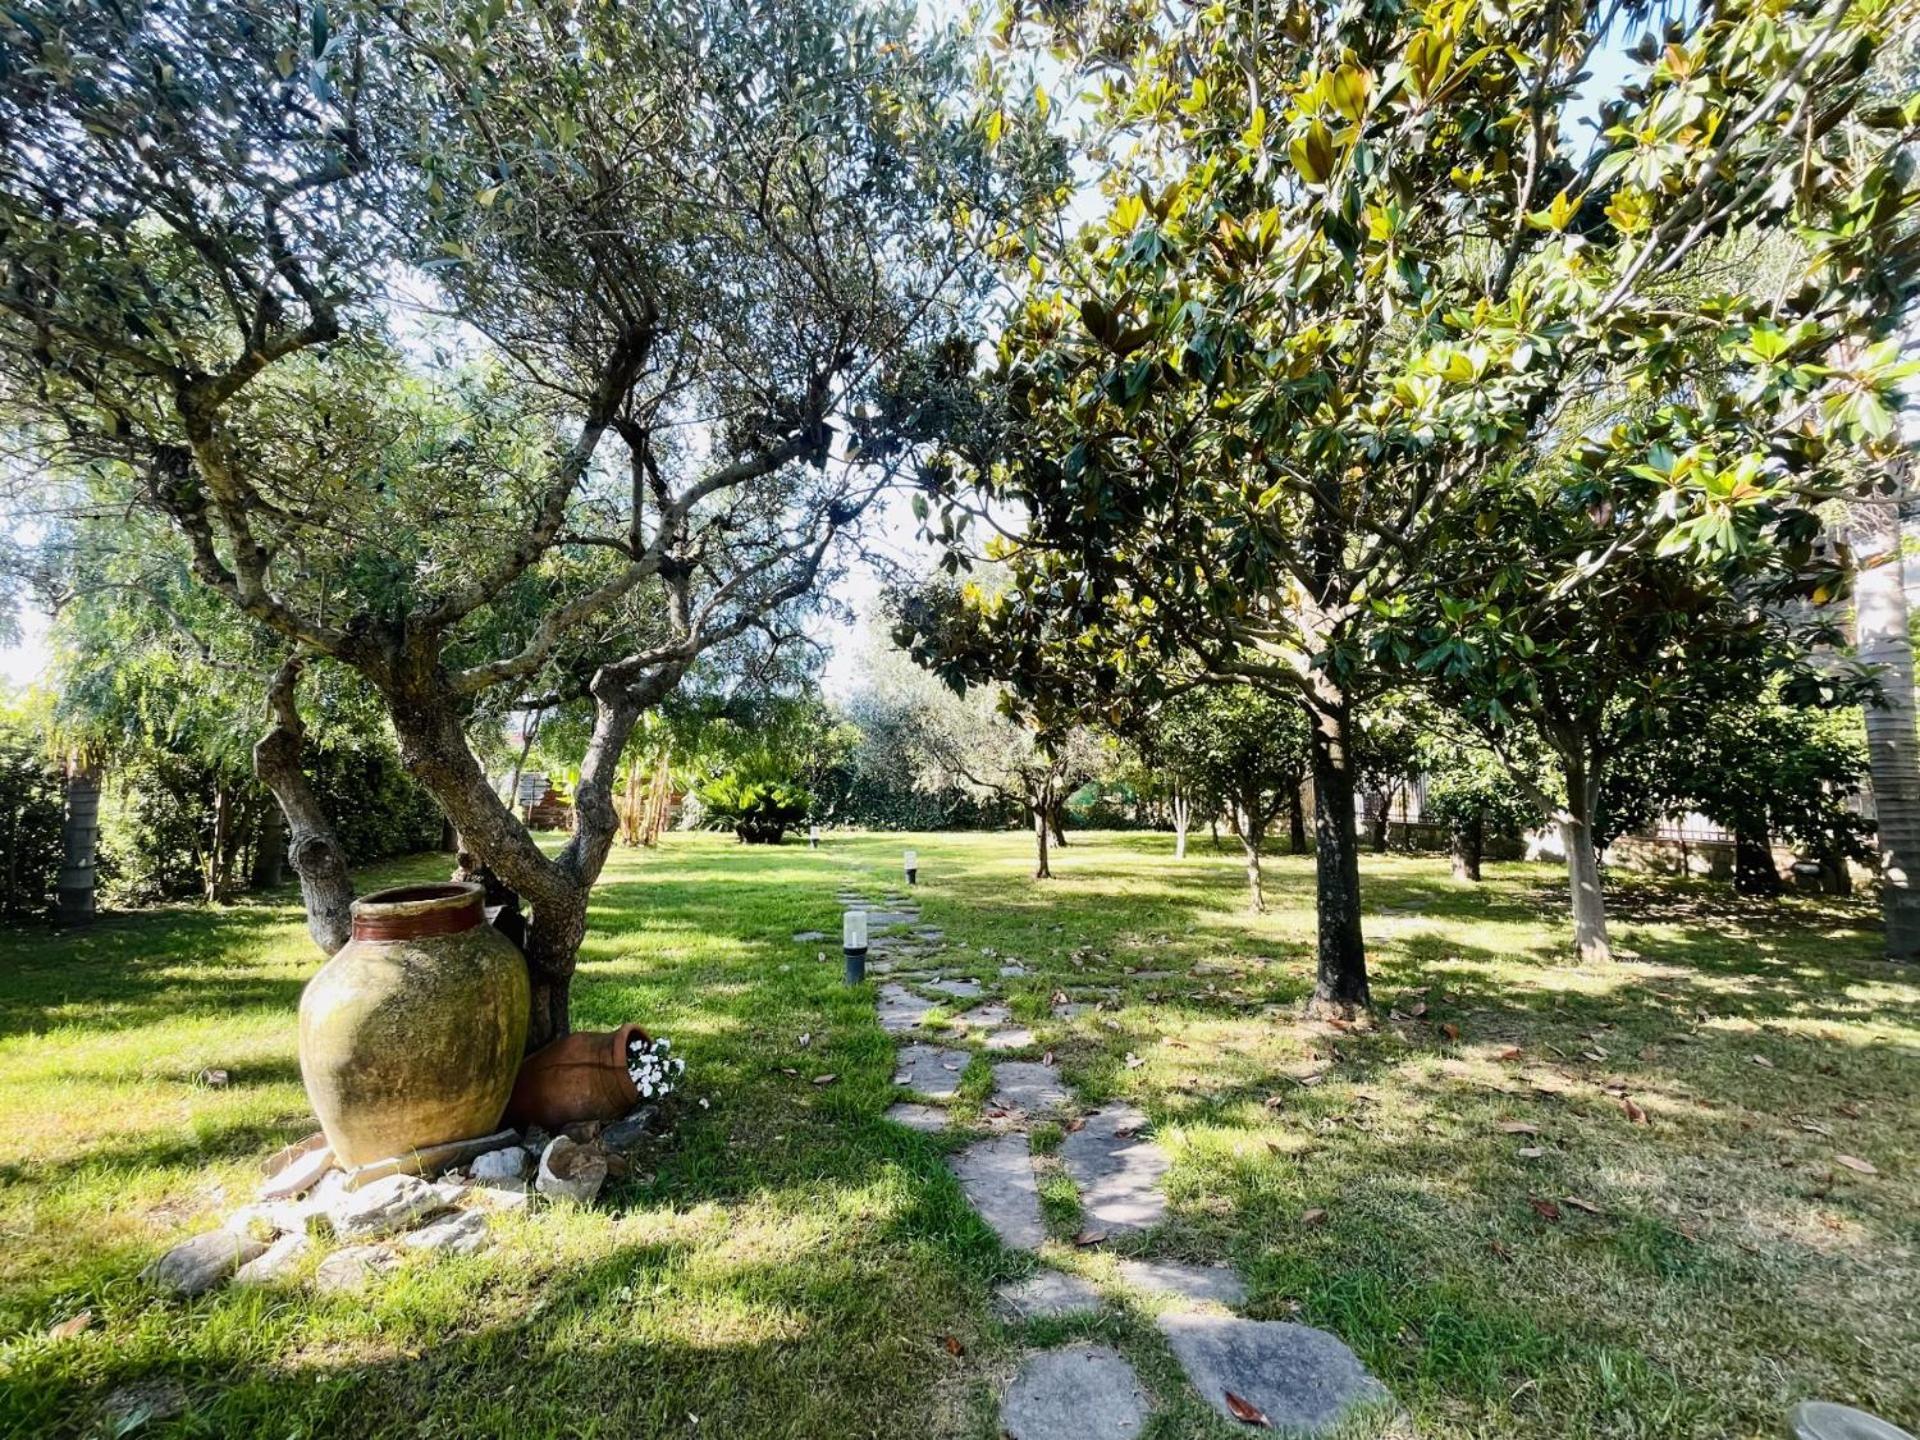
911;0;1919;1009
0;0;1039;1044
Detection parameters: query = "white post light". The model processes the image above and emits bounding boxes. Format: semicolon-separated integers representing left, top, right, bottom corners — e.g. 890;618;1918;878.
903;848;918;886
842;909;868;984
808;822;820;849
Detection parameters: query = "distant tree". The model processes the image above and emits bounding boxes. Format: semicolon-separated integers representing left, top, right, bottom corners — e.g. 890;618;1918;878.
1153;688;1310;910
1416;734;1540;883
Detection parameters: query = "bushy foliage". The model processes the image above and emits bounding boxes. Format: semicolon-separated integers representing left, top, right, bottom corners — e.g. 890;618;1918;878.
0;708;64;919
696;758;812;844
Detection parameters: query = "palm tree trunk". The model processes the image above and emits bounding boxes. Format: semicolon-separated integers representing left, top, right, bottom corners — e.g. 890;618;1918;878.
1854;493;1920;960
55;754;101;923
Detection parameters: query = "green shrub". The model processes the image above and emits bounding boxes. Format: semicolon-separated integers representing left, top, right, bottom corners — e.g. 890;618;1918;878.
0;716;64;919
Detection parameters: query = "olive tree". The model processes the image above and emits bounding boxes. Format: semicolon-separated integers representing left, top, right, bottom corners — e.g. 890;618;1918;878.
0;0;1030;1043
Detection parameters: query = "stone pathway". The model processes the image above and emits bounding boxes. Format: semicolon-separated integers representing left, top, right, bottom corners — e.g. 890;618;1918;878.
948;1133;1044;1249
990;1061;1071;1115
892;1043;969;1100
1156;1314;1389;1435
1002;1346;1149;1440
1059;1105;1169;1235
834;878;1387;1438
994;1269;1105;1321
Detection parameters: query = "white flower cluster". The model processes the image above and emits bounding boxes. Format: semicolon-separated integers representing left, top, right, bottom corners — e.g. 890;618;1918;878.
626;1033;685;1100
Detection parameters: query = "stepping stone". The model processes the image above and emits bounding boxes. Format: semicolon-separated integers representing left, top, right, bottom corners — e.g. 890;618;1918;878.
992;1061;1071;1115
893;1044;971;1099
869;910;920;929
1116;1258;1245;1309
1002;1345;1148;1440
995;1270;1107;1321
984;1027;1035;1052
950;1134;1044;1249
1053;1002;1090;1020
1156;1315;1389;1436
1000;963;1028;977
955;1000;1011;1030
792;930;828;942
925;977;983;1000
1059;1106;1169;1234
877;984;935;1034
884;1102;950;1134
1789;1402;1918;1440
914;927;946;941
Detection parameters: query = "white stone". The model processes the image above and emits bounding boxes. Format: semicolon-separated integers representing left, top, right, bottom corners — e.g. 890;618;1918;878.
313;1243;397;1294
258;1141;335;1202
403;1209;492;1257
233;1232;311;1285
470;1147;529;1181
326;1174;449;1240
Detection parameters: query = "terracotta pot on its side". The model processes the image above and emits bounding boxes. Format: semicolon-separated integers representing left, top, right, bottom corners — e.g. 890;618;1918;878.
505;1022;649;1132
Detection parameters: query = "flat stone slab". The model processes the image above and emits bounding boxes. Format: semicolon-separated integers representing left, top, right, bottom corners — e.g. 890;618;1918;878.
1002;1345;1149;1440
984;1027;1036;1051
995;1269;1108;1321
868;910;921;929
950;1133;1044;1249
1060;1106;1169;1234
955;1000;1011;1030
892;1044;970;1099
1054;1002;1091;1020
1789;1402;1919;1440
1116;1258;1245;1309
925;976;984;1000
1000;963;1028;977
992;1061;1072;1115
877;983;936;1034
884;1102;950;1133
1156;1315;1389;1436
914;928;946;941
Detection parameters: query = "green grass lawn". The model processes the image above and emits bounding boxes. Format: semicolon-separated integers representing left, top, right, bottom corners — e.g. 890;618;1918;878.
0;831;1915;1439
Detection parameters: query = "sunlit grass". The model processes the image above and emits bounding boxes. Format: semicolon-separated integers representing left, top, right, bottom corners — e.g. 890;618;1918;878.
0;830;1913;1438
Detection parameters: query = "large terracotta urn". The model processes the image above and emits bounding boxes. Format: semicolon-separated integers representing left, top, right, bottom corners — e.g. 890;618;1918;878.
298;882;530;1169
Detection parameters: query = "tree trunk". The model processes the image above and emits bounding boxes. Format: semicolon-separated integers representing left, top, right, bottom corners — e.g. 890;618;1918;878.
1032;803;1052;879
1306;690;1370;1015
1451;814;1483;882
1368;793;1390;853
1288;784;1307;854
1557;748;1611;962
254;658;355;956
1818;842;1854;897
56;755;101;923
252;807;287;889
1237;807;1266;912
1854;492;1920;960
1733;825;1782;897
1049;800;1067;847
1172;785;1190;860
205;780;232;904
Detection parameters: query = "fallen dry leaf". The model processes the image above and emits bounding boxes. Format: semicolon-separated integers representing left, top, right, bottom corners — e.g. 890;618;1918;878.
1441;1022;1461;1041
1072;1229;1108;1247
1563;1195;1603;1215
1124;1052;1144;1069
1497;1046;1523;1061
1042;1050;1056;1067
810;1074;837;1087
1751;1054;1774;1069
1224;1391;1273;1428
1499;1122;1540;1135
1064;1116;1086;1132
1517;1146;1544;1159
941;1334;964;1357
1409;1001;1429;1018
1621;1096;1648;1125
1300;1208;1327;1226
47;1310;92;1340
1835;1154;1879;1175
1528;1197;1562;1222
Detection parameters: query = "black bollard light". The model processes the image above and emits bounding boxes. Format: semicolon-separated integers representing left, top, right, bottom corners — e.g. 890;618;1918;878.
842;909;868;985
904;847;918;886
